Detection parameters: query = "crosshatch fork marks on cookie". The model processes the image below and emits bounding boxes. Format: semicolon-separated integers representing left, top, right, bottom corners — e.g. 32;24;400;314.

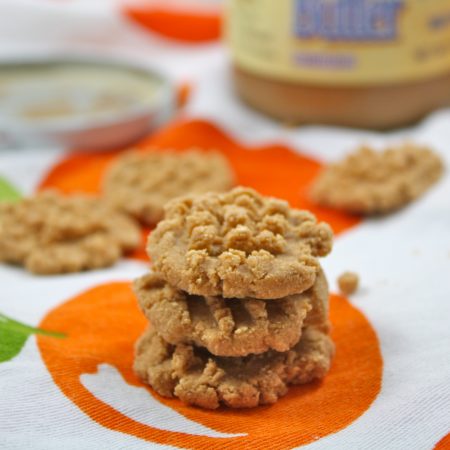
134;271;316;356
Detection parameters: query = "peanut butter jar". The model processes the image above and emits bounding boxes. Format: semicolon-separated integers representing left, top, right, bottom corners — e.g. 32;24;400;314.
225;0;450;130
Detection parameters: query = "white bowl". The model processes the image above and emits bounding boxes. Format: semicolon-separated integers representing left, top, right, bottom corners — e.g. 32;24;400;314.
0;55;176;150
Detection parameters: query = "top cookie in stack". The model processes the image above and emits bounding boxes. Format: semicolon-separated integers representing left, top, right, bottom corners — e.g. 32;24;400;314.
134;187;334;409
148;186;332;299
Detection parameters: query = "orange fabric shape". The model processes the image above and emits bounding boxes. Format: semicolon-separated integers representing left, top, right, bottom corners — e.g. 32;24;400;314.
435;433;450;449
123;5;221;42
177;82;193;108
37;118;361;255
37;283;382;449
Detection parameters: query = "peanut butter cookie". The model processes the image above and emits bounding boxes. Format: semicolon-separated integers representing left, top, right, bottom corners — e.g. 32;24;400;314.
134;326;334;409
148;187;333;299
311;144;444;214
133;271;320;356
0;191;140;274
103;149;235;225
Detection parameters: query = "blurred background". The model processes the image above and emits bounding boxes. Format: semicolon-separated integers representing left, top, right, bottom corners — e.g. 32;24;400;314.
0;0;224;149
1;0;450;150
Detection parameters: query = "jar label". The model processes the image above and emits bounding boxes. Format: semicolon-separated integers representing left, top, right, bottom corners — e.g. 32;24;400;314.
226;0;450;85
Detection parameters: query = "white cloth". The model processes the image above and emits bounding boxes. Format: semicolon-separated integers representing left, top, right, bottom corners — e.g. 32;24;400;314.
0;2;449;449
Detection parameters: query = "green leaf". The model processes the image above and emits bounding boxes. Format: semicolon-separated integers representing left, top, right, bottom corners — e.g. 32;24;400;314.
0;314;65;363
0;326;28;363
0;176;22;203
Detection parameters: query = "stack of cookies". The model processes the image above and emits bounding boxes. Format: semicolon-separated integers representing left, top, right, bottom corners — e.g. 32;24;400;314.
133;187;335;409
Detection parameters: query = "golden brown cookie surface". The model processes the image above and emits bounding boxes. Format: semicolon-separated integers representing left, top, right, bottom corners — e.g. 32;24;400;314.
0;191;140;274
134;326;334;410
303;267;330;332
311;144;444;214
148;187;333;299
103;149;235;225
133;271;324;356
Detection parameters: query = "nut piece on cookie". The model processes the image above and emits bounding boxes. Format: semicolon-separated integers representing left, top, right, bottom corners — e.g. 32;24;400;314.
0;191;141;274
148;187;333;299
310;143;444;215
133;271;329;356
134;326;334;409
103;149;235;225
338;271;359;295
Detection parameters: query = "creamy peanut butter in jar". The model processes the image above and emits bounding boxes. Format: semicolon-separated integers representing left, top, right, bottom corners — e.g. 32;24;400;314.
225;0;450;129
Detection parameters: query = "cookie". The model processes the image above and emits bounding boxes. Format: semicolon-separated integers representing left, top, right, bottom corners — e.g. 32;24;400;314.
311;143;444;214
133;272;318;356
148;187;333;299
0;191;140;274
134;326;334;409
103;149;235;225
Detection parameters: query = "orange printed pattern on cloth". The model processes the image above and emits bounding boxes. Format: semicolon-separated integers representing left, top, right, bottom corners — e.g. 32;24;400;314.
37;282;382;449
123;5;221;42
435;433;450;449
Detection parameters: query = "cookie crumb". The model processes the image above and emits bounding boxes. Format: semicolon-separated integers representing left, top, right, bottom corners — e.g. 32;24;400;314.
338;272;359;295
